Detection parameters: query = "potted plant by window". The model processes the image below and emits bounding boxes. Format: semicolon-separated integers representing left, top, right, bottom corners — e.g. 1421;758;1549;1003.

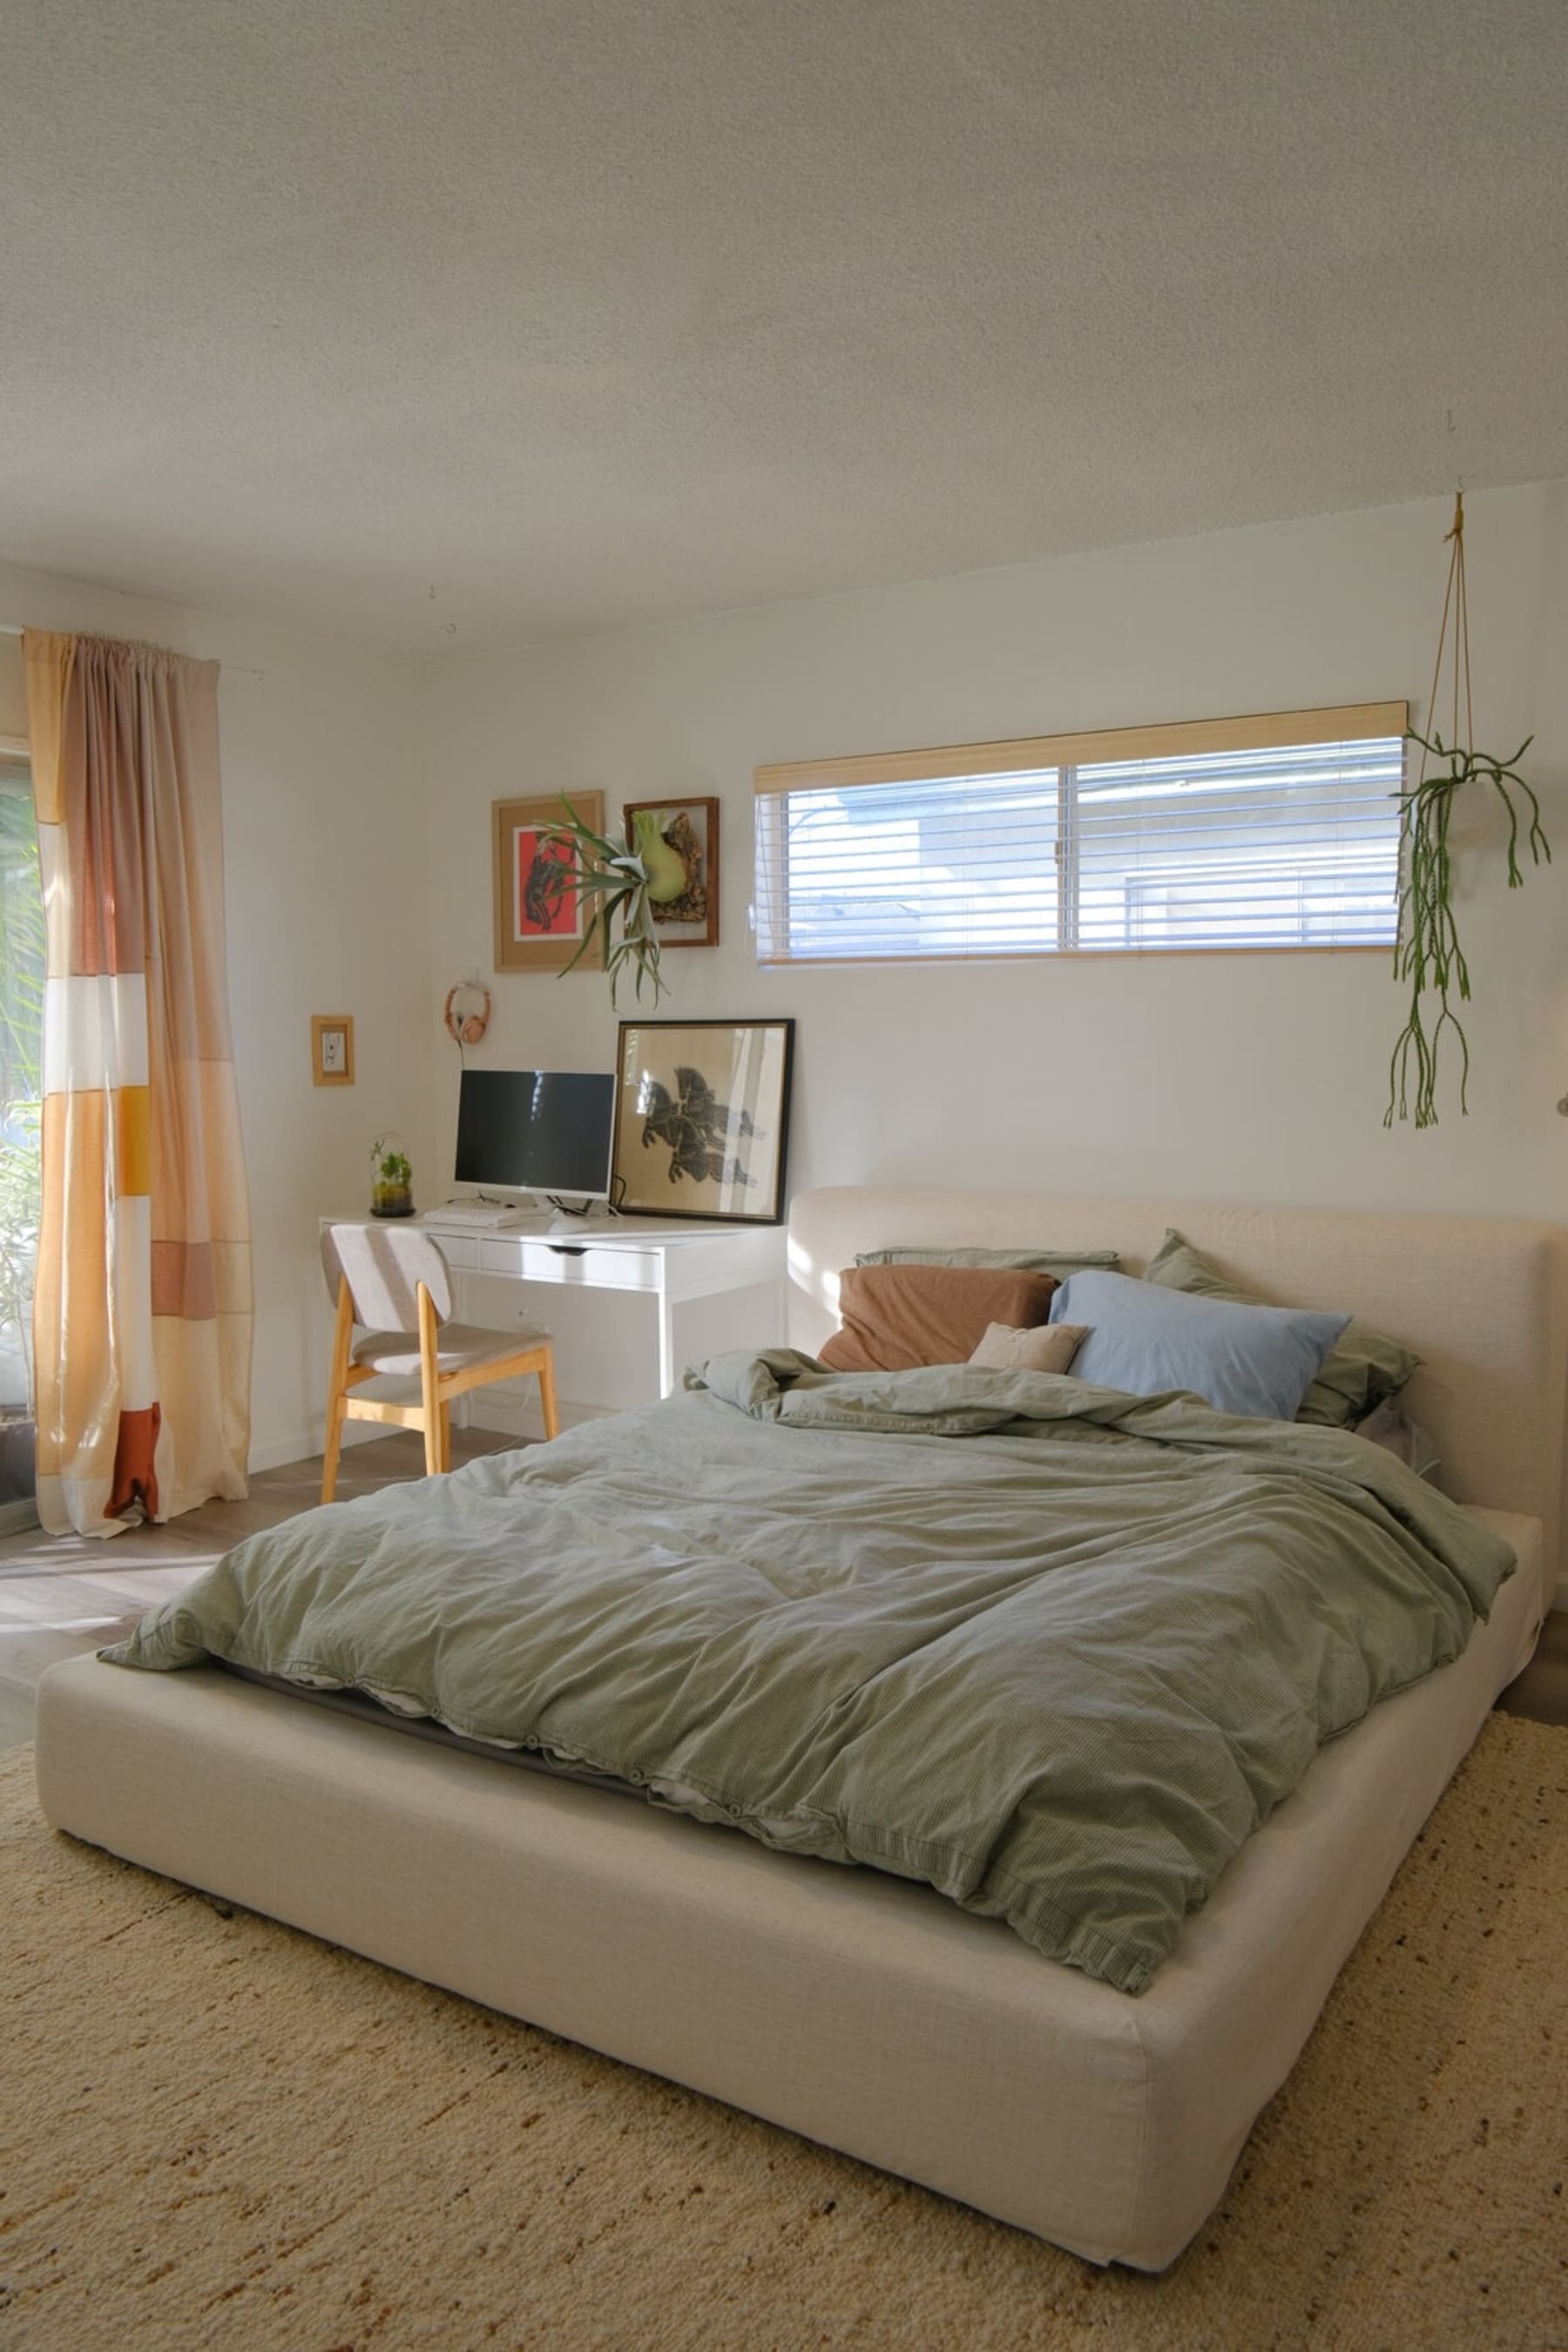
369;1132;415;1219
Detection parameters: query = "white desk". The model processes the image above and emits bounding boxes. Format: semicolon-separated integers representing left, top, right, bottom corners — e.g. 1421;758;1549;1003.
412;1213;788;1406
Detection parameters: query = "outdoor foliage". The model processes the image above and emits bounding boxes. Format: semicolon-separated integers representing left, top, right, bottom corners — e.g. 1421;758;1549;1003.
0;781;44;1409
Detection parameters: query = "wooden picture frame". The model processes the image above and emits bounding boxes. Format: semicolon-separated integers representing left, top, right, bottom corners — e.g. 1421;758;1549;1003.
612;1018;794;1224
311;1014;355;1087
491;792;605;973
622;797;720;948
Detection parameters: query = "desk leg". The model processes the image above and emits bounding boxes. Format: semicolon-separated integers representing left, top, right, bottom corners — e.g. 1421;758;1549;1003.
656;1281;676;1399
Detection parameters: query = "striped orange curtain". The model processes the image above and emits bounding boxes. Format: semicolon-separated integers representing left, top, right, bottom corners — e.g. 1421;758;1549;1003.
23;632;253;1536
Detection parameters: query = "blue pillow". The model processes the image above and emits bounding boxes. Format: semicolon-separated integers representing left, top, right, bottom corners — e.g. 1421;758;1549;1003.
1050;1269;1351;1422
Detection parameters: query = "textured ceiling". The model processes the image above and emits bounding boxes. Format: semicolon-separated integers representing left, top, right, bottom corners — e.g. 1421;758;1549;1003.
3;0;1567;655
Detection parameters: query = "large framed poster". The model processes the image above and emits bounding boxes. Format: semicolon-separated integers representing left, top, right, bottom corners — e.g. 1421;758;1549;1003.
612;1018;794;1223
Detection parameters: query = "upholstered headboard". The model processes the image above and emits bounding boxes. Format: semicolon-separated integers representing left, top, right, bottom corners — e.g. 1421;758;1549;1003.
787;1186;1568;1590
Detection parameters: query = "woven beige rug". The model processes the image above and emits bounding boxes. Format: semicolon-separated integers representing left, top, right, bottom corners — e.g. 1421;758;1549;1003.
3;1719;1565;2352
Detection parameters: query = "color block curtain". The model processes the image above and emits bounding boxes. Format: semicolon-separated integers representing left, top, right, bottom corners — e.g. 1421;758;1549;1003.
23;631;253;1536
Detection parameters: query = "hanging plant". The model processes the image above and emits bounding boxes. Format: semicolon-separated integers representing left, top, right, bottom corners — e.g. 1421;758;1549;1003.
544;801;697;1008
1386;494;1550;1129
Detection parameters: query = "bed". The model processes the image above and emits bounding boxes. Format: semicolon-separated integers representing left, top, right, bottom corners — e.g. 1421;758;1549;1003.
34;1186;1564;2270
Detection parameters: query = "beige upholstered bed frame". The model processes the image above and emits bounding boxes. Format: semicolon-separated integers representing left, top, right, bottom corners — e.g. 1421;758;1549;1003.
36;1188;1564;2269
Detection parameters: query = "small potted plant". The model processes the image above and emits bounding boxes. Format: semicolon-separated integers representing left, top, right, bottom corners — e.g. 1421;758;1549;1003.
369;1132;415;1219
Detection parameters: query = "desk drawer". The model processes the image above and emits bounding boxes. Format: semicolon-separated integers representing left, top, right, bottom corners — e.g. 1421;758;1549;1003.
479;1237;661;1291
430;1233;480;1271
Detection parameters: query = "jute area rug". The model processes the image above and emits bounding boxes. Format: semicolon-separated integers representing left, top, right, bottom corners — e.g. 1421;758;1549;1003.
3;1720;1565;2352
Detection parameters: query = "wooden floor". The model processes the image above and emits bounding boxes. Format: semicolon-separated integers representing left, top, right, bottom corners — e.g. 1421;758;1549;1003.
1;1438;1565;1750
0;1431;517;1751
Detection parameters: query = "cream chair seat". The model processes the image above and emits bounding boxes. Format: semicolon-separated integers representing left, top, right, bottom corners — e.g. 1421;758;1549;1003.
321;1221;558;1502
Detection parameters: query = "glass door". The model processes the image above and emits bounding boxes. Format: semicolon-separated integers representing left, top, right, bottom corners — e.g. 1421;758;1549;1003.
0;751;41;1527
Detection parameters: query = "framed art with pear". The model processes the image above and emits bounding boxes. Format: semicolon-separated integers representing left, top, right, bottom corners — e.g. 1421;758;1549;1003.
612;1017;794;1223
491;792;605;973
622;797;720;947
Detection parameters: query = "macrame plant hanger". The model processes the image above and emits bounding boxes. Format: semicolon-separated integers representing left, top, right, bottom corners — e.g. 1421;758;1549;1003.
1386;490;1547;1130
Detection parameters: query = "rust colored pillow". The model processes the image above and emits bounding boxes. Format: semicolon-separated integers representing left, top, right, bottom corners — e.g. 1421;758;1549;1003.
818;1263;1059;1373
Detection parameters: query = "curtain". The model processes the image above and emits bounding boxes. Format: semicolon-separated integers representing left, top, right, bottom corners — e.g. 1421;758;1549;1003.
23;631;253;1536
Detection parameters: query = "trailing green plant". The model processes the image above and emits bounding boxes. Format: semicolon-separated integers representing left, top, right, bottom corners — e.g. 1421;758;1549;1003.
544;801;687;1007
1385;728;1549;1129
1386;490;1552;1129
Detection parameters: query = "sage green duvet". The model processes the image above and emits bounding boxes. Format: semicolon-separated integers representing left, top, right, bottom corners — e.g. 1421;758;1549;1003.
105;1352;1514;1994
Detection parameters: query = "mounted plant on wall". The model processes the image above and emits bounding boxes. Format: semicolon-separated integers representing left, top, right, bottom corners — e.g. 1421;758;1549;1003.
1387;491;1550;1129
543;800;694;1007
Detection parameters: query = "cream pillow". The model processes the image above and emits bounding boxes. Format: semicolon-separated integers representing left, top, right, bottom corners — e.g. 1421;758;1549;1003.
969;1321;1087;1374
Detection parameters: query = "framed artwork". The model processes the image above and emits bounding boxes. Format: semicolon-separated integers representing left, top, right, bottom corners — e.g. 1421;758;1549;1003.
491;792;605;973
612;1018;794;1224
622;797;720;947
310;1013;355;1086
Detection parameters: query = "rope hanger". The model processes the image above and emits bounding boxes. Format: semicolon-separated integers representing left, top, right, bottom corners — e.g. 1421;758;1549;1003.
1418;488;1474;781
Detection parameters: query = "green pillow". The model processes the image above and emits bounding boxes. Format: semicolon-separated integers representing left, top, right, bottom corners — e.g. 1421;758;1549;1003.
856;1245;1119;1277
1143;1230;1420;1428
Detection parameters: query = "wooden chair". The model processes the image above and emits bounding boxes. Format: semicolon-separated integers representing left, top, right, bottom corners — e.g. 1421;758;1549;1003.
320;1221;558;1503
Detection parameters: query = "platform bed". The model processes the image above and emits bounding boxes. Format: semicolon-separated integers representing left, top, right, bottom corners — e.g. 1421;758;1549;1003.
35;1187;1565;2270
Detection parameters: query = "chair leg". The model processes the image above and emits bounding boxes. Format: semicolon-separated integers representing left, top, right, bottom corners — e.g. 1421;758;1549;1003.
321;1398;347;1504
418;1282;443;1478
438;1400;453;1472
537;1348;560;1442
321;1276;356;1504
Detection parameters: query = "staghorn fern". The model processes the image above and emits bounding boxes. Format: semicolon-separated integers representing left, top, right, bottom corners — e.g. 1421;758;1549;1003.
1386;727;1548;1129
544;800;669;1008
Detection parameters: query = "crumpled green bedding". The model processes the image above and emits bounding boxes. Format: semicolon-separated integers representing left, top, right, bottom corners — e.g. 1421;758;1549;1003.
105;1349;1514;1993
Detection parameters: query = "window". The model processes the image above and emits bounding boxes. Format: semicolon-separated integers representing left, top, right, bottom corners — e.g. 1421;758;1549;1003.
0;747;41;1519
753;703;1407;965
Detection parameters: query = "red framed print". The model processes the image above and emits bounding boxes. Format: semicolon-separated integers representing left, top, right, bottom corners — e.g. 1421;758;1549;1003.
491;793;605;973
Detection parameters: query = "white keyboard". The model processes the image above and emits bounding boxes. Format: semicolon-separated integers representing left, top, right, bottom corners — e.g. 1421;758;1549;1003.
421;1200;526;1229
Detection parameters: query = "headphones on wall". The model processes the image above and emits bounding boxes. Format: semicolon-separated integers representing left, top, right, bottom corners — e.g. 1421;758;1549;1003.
443;982;493;1047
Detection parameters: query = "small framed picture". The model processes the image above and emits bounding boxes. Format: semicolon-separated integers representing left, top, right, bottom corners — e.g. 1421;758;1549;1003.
613;1018;794;1223
492;792;605;973
622;797;720;947
311;1014;355;1087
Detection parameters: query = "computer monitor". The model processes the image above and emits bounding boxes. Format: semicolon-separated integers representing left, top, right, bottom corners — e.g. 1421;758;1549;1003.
454;1070;615;1201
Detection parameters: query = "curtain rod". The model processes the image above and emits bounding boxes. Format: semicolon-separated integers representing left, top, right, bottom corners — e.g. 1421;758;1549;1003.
0;620;265;679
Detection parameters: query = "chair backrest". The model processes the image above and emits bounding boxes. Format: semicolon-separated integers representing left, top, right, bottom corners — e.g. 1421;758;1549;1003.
321;1221;454;1332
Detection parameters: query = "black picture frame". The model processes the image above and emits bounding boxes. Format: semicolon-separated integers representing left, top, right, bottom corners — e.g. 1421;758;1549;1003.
612;1017;795;1224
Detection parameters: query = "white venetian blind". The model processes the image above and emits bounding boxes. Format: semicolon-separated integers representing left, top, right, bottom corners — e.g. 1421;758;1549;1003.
754;702;1408;965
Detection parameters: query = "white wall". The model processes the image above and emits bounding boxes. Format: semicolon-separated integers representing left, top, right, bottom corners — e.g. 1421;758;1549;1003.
0;570;433;1472
422;478;1568;1227
4;476;1566;1481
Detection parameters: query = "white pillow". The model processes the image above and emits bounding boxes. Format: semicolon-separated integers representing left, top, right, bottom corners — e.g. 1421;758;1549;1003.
969;1321;1088;1374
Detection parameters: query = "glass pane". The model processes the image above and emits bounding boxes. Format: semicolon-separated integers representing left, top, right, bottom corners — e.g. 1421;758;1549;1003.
1072;739;1403;950
760;770;1060;962
0;771;42;1509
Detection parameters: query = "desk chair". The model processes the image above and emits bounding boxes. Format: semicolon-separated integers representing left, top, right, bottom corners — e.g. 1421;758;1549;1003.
320;1222;558;1503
